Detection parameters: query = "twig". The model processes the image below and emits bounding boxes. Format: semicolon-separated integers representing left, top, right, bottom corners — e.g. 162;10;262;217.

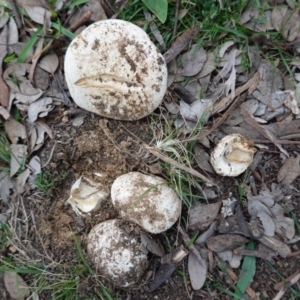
180;91;247;142
8;0;22;29
111;0;129;19
68;10;92;32
144;145;215;186
42;141;57;168
273;272;300;300
172;0;180;38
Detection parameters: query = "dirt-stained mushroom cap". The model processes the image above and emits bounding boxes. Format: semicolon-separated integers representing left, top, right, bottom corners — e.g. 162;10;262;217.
111;172;181;233
64;19;168;120
87;219;148;287
210;133;256;177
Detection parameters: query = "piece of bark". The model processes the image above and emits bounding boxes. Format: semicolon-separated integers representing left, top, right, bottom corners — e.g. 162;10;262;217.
206;234;249;252
163;24;199;64
0;25;9;107
256;235;291;258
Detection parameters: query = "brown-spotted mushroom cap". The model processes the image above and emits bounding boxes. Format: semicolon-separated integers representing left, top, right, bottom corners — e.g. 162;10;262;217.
64;19;168;120
210;133;256;177
111;172;181;233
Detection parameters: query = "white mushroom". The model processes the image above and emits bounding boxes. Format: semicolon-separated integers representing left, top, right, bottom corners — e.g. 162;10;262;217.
87;219;148;287
210;134;256;177
111;172;181;234
66;175;109;213
64;19;168;120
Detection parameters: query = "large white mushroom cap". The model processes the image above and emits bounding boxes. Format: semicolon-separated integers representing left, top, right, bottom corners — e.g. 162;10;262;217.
210;133;256;177
111;172;181;234
64;19;168;120
87;219;148;287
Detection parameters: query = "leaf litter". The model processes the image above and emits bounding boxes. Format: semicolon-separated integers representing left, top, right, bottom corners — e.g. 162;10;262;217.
1;0;300;299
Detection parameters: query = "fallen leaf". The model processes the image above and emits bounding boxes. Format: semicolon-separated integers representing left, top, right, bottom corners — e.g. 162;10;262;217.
197;52;215;78
219;41;235;57
0;171;14;202
163;24;199;64
271;5;288;31
28;97;53;122
0;14;9;29
239;6;259;24
4;271;30;300
0;24;10;107
10;144;27;177
8;17;18;45
181;45;207;77
38;53;59;75
194;145;214;173
72;112;86;127
283;90;299;114
4;119;26;144
214;49;237;84
206;234;249;252
15;169;30;194
24;5;51;28
188;252;207;290
188;202;221;230
164;100;179;114
195;221;217;246
281;8;300;42
0;106;10;119
140;233;164;257
277;155;300;185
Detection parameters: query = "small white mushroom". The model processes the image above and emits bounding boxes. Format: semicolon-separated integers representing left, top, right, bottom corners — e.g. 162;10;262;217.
87;219;148;287
64;19;168;120
66;176;109;213
111;172;181;234
210;134;256;177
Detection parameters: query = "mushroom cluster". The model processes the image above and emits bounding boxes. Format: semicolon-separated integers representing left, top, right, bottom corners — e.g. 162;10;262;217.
64;19;168;120
79;171;181;287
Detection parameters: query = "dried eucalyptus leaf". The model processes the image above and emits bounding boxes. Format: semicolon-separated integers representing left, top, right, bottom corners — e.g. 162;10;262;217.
4;119;26;144
277;156;300;185
28;97;53;122
4;271;30;300
0;171;14;202
24;5;51;28
206;234;249;252
140;233;164;257
188;252;207;290
181;45;207;77
10;144;27;177
8;17;18;45
38;53;59;74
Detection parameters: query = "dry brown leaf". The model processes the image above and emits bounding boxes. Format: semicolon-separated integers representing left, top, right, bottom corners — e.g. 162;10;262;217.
271;5;288;31
281;8;300;42
240;6;259;24
194;145;214;173
24;5;51;28
10;144;27;177
219;41;235;58
4;119;26;144
0;106;10;119
188;252;207;290
4;271;30;300
197;52;215;78
140;233;164;257
277;155;300;185
0;171;14;202
0;24;9;107
0;13;9;29
38;52;59;75
28;97;53;122
206;234;249;252
29;37;44;83
195;221;217;246
188;202;221;230
8;17;18;44
181;45;207;77
163;24;199;64
214;49;237;84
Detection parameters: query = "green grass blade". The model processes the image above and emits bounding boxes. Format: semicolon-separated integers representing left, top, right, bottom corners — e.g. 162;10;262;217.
51;22;76;39
234;241;256;299
73;236;94;275
142;0;168;23
100;286;114;300
17;26;43;63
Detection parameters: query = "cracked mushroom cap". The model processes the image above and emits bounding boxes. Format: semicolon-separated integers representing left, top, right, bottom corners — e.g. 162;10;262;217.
210;133;256;177
64;19;168;120
87;219;148;287
111;172;182;234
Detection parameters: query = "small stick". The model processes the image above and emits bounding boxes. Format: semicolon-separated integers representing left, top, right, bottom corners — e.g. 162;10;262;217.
172;0;180;38
144;145;215;186
8;0;22;29
68;10;92;32
111;0;129;19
